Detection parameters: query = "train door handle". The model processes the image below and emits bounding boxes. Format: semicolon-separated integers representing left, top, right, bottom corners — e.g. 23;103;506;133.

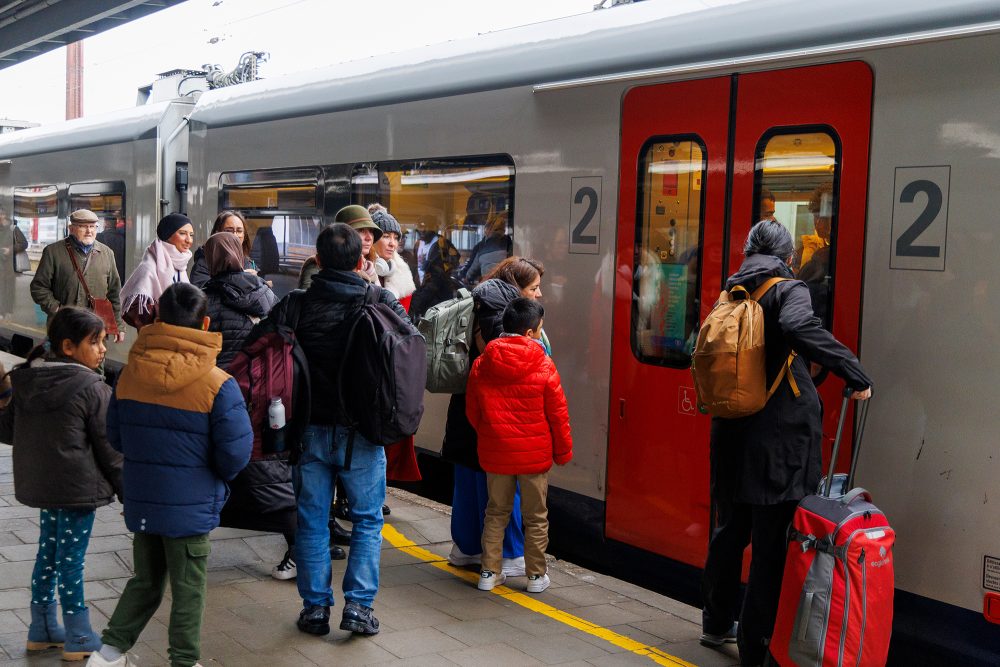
619;398;625;420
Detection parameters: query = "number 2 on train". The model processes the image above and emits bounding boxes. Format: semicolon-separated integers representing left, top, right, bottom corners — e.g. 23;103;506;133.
890;165;950;271
569;177;601;254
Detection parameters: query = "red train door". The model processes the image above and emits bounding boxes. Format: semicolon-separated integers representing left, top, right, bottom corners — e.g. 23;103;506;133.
607;62;872;568
729;62;873;476
606;77;730;566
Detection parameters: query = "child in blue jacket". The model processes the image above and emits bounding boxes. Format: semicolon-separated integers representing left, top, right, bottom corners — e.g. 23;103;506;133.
88;283;253;667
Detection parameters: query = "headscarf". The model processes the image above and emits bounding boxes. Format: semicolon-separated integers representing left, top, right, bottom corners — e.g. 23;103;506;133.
204;232;244;277
120;239;192;319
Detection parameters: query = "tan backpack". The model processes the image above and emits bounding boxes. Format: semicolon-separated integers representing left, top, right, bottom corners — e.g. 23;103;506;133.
691;277;800;418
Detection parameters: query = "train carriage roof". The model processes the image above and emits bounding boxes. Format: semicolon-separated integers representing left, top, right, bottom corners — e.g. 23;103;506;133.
190;0;1000;128
0;101;189;159
2;0;999;151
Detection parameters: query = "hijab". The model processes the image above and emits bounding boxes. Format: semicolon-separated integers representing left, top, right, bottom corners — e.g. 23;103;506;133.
204;232;244;277
120;239;192;317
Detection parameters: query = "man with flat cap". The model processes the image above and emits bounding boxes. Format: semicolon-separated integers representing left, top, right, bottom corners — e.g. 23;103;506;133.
30;209;125;342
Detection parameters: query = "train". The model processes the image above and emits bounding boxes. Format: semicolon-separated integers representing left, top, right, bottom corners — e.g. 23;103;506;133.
2;0;1000;663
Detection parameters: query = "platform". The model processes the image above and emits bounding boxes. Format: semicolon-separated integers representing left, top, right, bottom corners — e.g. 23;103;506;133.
0;445;738;666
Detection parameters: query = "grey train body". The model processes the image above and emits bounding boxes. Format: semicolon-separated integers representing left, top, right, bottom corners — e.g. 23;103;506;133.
1;1;999;662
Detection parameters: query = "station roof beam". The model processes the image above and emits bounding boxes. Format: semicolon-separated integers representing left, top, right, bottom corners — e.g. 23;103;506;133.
0;0;186;71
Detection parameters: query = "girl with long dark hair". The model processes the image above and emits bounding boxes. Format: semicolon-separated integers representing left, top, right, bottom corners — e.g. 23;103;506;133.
0;307;122;661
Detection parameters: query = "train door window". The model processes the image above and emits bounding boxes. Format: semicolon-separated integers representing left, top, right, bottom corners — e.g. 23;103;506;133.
220;167;322;296
69;182;126;281
632;138;706;368
754;130;839;328
354;155;514;318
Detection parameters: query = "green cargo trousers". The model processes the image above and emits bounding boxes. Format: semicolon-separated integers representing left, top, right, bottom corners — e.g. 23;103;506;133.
101;533;211;667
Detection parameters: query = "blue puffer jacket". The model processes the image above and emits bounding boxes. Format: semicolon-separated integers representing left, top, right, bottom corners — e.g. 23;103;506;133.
107;322;253;538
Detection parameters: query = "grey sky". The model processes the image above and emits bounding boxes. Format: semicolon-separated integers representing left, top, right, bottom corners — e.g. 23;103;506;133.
0;0;594;125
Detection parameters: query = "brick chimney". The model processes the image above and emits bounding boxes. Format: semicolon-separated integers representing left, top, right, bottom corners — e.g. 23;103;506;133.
66;42;83;120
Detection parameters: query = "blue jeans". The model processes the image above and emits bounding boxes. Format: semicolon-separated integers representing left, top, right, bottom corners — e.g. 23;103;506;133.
294;424;386;608
451;464;524;559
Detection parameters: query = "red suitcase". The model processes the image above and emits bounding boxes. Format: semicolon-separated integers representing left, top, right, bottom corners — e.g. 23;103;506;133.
770;397;895;667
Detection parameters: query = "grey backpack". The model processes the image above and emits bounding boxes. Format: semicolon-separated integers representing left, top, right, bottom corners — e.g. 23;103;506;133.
417;288;475;393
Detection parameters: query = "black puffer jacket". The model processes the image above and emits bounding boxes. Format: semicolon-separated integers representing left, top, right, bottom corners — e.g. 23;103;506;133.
266;269;412;426
204;271;278;369
442;278;523;469
0;359;122;510
709;254;872;505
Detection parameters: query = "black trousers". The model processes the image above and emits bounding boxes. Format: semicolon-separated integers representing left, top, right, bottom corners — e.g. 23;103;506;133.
701;499;798;666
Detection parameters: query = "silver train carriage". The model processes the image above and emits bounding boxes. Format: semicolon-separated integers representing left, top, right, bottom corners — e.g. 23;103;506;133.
1;1;999;662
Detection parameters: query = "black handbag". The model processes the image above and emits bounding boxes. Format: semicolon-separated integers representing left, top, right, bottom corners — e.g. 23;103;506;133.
227;458;296;514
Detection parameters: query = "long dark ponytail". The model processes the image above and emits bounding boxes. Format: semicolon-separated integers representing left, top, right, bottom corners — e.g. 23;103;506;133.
23;307;105;366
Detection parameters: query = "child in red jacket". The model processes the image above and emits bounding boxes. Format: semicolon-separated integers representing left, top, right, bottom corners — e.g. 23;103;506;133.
466;297;573;593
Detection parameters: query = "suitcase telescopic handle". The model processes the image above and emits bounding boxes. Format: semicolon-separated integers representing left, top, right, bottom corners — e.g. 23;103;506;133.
847;397;871;490
823;389;872;498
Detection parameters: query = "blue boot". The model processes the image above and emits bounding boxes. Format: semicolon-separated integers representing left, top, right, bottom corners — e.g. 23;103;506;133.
61;607;101;661
26;601;65;651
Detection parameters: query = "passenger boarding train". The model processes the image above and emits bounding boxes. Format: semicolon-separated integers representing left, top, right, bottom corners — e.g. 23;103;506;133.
1;0;999;662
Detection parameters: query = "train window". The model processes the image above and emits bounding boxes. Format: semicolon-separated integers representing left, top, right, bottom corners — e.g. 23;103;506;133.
754;129;840;329
353;155;514;319
10;185;60;329
69;182;126;282
219;167;323;296
13;185;60;274
632;138;706;368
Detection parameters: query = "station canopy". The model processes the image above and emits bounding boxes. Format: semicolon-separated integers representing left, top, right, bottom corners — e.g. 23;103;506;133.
0;0;186;70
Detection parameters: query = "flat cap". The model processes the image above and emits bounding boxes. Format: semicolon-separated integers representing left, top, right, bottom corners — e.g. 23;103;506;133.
69;209;99;224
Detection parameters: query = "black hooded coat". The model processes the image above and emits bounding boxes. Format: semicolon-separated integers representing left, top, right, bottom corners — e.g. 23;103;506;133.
709;253;872;505
0;360;122;510
441;278;522;470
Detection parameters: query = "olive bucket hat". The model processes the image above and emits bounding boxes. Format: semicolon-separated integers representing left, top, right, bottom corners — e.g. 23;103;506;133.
335;205;382;242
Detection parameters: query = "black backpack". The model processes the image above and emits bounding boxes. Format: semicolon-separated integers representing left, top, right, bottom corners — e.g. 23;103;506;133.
338;284;427;463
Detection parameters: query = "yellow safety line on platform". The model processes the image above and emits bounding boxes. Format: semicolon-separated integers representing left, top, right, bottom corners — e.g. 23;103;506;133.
381;523;697;667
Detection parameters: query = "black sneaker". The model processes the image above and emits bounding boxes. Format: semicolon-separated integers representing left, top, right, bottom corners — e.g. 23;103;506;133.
330;519;352;546
381;504;391;516
330;544;346;560
340;600;379;635
297;605;330;636
700;622;737;648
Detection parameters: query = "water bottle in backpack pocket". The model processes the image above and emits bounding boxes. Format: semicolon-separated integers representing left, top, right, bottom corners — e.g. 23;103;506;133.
265;397;287;454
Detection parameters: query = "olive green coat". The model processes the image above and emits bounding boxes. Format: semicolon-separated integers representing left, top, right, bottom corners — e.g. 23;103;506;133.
29;239;124;330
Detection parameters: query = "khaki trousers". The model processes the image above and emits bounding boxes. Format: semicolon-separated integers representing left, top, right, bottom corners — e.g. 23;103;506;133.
482;472;549;576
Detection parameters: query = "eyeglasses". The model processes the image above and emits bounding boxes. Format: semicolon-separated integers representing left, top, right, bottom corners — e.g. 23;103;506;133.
70;223;98;230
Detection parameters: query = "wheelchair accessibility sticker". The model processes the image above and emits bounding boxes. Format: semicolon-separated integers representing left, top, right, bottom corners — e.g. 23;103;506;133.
678;387;697;416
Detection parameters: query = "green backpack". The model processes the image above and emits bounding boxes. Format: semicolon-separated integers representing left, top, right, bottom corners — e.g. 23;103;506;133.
417;288;476;393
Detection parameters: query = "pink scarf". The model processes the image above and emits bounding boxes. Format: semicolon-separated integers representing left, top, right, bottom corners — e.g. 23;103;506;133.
120;239;192;317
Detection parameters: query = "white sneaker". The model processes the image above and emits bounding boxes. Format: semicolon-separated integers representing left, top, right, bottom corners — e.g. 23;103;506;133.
85;651;133;666
501;556;526;577
271;550;296;580
526;573;550;593
448;544;481;567
477;569;506;591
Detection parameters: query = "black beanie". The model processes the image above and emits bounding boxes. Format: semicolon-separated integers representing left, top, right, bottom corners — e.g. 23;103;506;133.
156;213;192;242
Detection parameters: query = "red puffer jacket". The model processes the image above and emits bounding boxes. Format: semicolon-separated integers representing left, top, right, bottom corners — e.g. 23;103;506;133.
466;335;573;475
